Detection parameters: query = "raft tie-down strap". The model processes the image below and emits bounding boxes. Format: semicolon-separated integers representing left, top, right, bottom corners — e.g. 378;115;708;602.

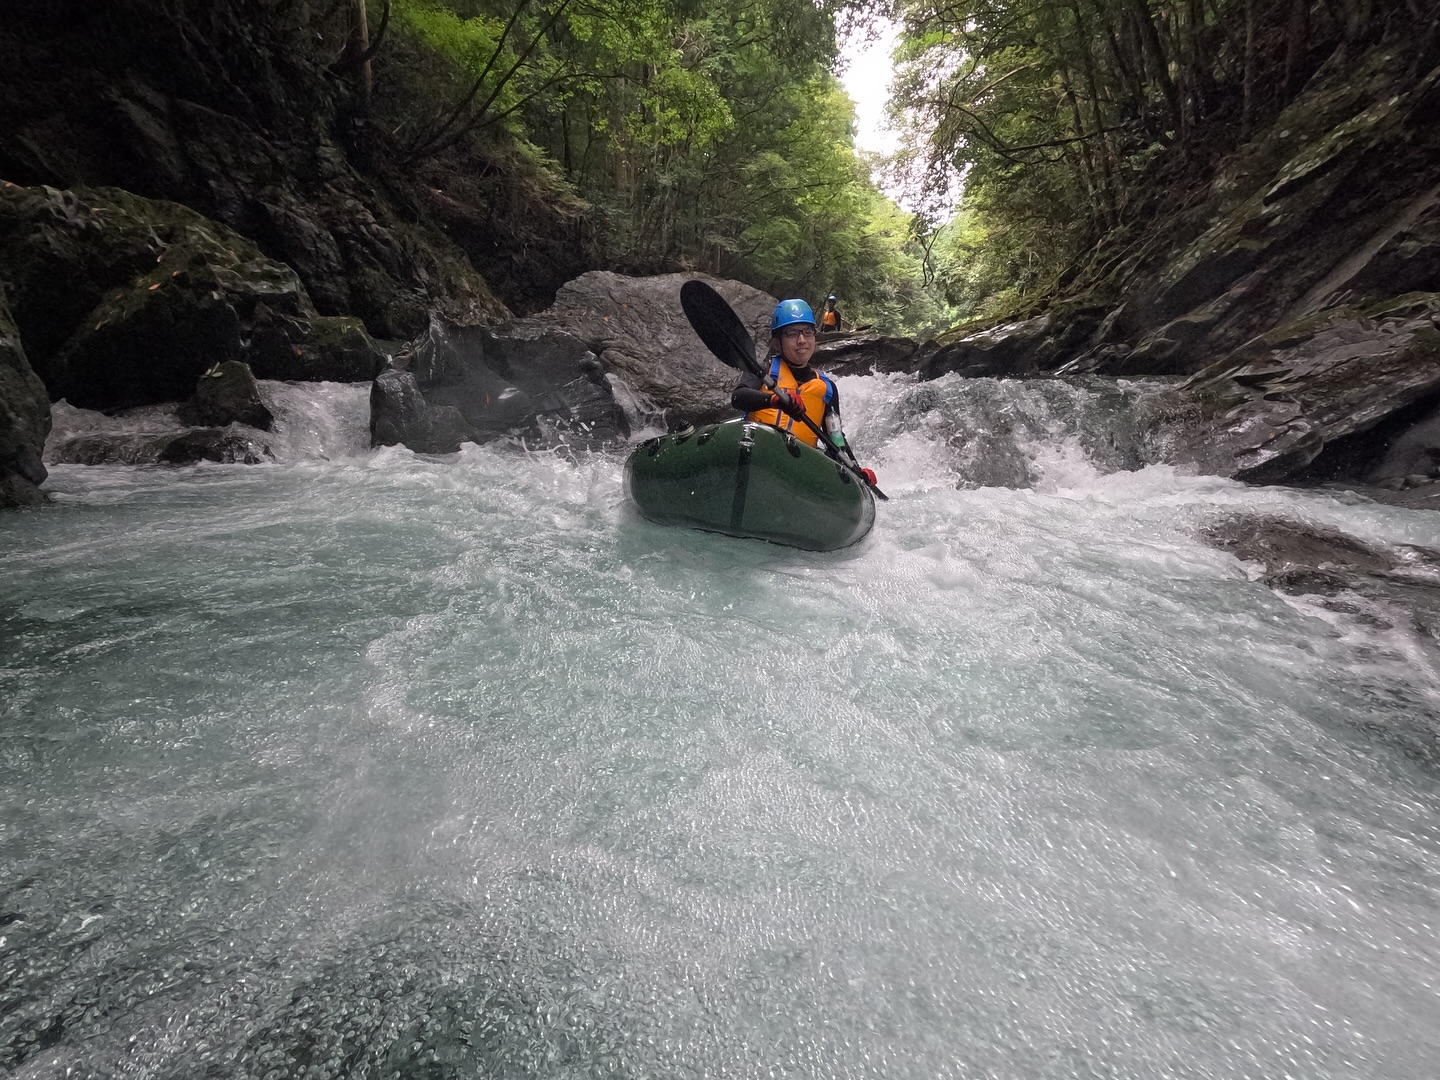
730;424;755;532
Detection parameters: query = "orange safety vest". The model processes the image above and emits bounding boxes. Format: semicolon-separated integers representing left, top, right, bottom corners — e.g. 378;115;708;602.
745;358;836;447
820;309;839;330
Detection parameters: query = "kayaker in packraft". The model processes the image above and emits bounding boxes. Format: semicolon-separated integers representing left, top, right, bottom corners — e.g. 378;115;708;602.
819;294;842;332
730;299;878;488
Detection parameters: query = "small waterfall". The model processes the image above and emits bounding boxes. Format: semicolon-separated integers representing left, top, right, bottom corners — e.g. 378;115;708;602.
44;400;191;465
257;380;372;460
44;381;373;466
605;373;667;440
852;372;1184;489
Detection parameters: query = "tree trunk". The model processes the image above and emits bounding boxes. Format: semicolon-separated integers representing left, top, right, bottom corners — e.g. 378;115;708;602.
1128;0;1182;130
353;0;371;101
1070;1;1118;226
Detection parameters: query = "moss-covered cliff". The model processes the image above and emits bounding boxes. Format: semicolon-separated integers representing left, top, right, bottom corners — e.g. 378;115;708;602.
0;0;597;335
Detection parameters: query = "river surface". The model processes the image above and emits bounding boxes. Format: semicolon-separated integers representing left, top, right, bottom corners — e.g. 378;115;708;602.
3;375;1439;1079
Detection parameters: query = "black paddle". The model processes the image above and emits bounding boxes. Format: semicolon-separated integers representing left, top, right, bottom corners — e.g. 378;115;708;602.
680;280;888;500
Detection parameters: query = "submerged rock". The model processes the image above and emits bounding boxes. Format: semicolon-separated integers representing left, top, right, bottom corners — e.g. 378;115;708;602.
43;397;276;466
1202;511;1440;642
48;425;274;466
0;284;50;507
157;427;273;465
1203;511;1440;766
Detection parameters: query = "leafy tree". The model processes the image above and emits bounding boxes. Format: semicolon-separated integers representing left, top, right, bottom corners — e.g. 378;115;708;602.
888;0;1433;315
375;0;939;330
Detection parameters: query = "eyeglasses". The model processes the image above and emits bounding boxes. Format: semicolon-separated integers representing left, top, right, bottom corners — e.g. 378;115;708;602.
780;326;816;340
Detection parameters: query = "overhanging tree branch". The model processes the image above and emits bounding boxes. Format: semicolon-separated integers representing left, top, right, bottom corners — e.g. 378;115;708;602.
404;0;548;162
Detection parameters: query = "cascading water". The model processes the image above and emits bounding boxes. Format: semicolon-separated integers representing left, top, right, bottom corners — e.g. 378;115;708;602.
4;372;1438;1079
43;381;373;465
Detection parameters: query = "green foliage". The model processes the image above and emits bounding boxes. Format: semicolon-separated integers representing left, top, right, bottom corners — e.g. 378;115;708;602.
888;0;1395;315
375;0;940;333
398;1;504;72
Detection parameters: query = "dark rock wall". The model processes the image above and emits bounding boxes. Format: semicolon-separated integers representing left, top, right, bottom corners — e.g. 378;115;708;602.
0;285;50;507
0;184;387;411
0;0;511;338
1066;49;1440;378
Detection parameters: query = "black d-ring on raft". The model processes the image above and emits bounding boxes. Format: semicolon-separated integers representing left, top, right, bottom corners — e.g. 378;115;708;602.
696;425;717;445
644;437;662;456
675;425;696;444
783;434;802;458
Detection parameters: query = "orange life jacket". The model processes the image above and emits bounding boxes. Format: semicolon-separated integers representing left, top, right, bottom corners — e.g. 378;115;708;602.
820;309;839;330
745;358;836;447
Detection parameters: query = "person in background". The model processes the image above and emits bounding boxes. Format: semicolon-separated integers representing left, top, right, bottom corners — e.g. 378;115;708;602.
730;299;877;487
819;294;842;332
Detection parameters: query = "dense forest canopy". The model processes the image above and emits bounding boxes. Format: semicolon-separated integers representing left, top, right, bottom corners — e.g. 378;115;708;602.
887;0;1436;319
348;0;1430;331
357;0;949;332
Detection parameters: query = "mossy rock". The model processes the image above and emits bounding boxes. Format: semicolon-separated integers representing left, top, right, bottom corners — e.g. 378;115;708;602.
248;314;386;383
179;360;273;430
0;183;388;409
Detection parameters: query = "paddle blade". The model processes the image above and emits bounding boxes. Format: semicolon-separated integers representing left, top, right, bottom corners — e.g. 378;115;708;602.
680;280;763;376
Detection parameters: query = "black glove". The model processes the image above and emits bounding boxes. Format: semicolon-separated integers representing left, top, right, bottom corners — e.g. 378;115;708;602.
773;389;806;417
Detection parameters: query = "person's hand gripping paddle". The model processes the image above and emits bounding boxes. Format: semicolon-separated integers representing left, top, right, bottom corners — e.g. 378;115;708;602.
680;280;888;500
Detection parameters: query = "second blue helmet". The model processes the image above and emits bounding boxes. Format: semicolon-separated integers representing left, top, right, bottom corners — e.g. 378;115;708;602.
771;299;816;333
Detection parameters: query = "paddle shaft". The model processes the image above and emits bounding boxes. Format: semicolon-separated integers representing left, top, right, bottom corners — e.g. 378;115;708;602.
756;368;888;500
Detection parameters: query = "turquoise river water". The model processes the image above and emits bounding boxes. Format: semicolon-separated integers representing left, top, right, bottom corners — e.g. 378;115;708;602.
2;374;1438;1079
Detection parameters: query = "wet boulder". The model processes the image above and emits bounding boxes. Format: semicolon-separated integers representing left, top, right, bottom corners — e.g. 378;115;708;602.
406;319;627;448
47;427;273;466
373;272;777;453
520;271;776;427
813;333;919;376
370;367;470;455
0;285;50;507
1161;295;1440;483
178;361;273;430
157;427;273;465
243;305;386;384
0;184;387;412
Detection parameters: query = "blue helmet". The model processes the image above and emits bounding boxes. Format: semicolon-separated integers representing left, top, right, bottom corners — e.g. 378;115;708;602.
771;299;816;333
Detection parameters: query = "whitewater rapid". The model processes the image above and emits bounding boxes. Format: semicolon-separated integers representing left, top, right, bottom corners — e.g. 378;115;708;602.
3;373;1438;1078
